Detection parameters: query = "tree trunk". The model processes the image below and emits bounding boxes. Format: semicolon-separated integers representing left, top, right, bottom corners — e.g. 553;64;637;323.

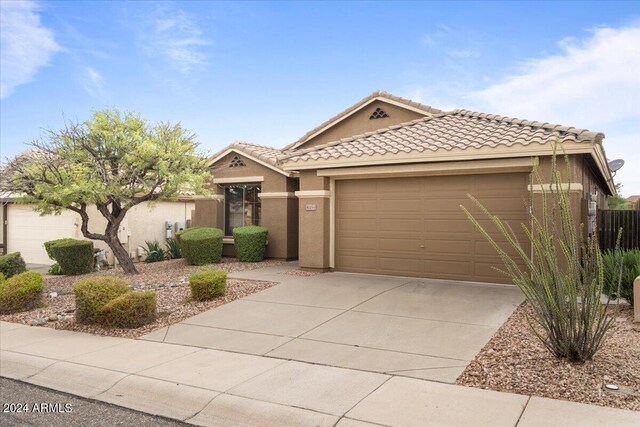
106;234;138;274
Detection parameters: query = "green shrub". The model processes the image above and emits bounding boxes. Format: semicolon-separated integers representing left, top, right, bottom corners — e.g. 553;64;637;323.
0;272;5;284
44;238;76;260
180;227;223;265
48;263;64;275
73;277;130;323
0;252;27;279
142;240;167;263
233;226;268;262
98;291;156;328
49;239;94;275
0;271;43;314
166;238;181;259
603;249;640;306
189;270;227;301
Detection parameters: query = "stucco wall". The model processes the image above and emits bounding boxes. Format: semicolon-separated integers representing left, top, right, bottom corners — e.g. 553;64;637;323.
299;100;427;149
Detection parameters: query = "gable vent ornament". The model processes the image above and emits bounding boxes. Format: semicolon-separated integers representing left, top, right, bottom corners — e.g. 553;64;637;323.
229;155;246;168
369;107;389;119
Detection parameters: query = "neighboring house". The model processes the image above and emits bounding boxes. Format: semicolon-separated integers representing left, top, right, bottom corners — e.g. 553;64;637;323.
196;90;614;284
626;195;640;210
0;196;195;265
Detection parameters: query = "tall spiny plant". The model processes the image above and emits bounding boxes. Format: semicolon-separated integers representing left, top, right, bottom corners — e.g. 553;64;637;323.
461;142;620;362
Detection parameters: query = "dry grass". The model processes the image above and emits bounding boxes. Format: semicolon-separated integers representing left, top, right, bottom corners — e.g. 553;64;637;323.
457;303;640;411
0;258;281;338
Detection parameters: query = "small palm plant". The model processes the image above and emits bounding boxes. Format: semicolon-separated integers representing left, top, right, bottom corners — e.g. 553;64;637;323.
461;143;620;362
142;240;167;263
166;238;182;259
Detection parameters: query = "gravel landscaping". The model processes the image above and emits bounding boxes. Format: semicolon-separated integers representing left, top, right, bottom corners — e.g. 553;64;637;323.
0;258;282;338
457;302;640;411
281;268;323;277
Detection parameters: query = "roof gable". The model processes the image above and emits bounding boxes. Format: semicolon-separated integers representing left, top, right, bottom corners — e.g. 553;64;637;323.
208;142;290;176
282;91;441;151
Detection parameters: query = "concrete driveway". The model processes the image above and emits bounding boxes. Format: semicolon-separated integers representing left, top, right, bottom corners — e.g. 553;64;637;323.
142;264;524;383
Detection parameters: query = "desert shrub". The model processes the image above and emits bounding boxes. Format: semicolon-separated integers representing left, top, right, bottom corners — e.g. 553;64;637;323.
0;252;27;279
49;239;94;275
233;226;268;262
73;277;130;323
180;227;223;265
0;271;43;314
166;238;182;259
602;249;640;306
48;263;64;275
462;144;618;362
189;270;227;301
142;240;167;263
98;291;156;328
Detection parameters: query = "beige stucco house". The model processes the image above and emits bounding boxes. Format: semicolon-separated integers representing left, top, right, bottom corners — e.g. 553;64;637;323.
195;90;615;284
0;198;195;265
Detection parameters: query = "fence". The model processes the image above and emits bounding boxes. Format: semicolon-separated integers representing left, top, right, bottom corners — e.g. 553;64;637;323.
598;209;640;251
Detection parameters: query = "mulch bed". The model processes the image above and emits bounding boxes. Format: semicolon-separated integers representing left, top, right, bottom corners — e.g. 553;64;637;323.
457;302;640;411
0;258;282;339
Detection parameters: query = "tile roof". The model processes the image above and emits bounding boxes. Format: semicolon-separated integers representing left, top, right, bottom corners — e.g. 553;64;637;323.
278;109;604;163
281;90;442;151
209;141;284;168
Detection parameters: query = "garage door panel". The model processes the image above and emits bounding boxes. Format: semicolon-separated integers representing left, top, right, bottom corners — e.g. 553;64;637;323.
335;174;529;284
337;200;377;212
378;198;422;212
338;179;378;193
337;218;377;232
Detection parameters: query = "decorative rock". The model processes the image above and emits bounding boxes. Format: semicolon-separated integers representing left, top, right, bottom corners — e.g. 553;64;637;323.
65;308;75;313
48;314;58;322
30;318;47;326
49;292;58;298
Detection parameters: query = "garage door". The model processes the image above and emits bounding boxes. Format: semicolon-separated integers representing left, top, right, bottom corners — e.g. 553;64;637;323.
335;173;530;284
7;205;78;264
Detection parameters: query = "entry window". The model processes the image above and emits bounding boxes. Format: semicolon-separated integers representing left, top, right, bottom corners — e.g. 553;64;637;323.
224;185;261;236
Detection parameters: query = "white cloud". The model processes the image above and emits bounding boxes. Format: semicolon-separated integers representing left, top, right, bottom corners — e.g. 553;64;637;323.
0;0;61;98
140;9;210;73
81;66;105;100
469;25;640;194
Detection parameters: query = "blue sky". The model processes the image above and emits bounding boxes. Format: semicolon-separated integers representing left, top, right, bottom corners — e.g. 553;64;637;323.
1;1;639;193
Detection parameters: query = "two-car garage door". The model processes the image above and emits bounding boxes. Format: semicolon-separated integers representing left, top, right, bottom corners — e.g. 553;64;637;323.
335;173;530;284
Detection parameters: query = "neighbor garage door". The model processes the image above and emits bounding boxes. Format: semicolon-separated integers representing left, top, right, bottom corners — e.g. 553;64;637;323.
7;205;78;265
335;173;530;284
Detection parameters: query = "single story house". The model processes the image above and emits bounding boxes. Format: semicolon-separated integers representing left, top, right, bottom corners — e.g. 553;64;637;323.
0;197;195;265
196;91;614;284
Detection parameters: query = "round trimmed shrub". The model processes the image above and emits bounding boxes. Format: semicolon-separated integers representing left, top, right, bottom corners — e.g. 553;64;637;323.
44;238;76;260
180;227;223;265
73;277;130;323
49;239;94;275
98;291;156;328
233;226;268;262
189;270;227;301
0;252;27;279
0;271;43;314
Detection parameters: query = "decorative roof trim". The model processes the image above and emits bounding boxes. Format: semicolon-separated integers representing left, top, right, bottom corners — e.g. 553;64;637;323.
208;146;291;177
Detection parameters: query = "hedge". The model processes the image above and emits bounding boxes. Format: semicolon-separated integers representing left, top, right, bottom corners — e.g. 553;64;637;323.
0;271;43;314
189;270;227;301
44;238;76;260
233;226;268;262
98;291;156;328
0;273;5;284
74;277;130;323
180;227;223;265
49;239;94;275
0;252;27;279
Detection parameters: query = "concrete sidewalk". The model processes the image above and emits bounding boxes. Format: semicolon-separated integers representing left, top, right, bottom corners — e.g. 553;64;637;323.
1;321;638;427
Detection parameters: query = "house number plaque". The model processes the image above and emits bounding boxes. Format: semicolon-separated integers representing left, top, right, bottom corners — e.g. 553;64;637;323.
305;204;317;211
